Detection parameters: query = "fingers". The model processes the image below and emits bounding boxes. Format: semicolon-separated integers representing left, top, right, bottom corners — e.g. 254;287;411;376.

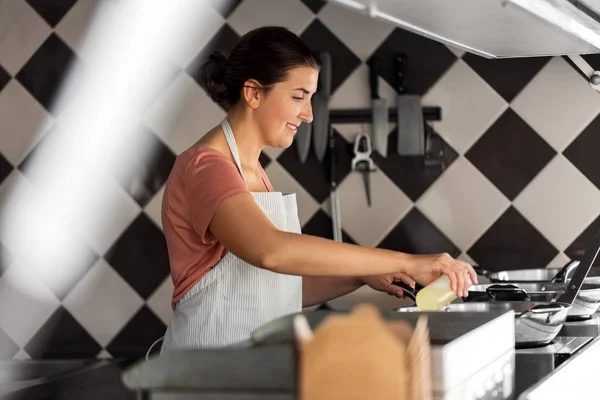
398;273;416;289
382;281;405;298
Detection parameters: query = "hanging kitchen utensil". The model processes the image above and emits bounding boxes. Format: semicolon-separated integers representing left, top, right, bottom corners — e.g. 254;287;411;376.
329;125;343;242
312;52;332;162
395;54;425;156
295;122;311;163
369;57;389;157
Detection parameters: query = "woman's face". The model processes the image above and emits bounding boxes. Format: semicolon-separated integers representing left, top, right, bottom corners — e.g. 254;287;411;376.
255;66;319;148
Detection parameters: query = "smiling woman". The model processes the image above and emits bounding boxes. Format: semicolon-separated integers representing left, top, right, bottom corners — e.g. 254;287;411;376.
157;25;477;353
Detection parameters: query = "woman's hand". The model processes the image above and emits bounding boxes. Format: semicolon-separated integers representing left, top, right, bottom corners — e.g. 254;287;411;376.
407;253;478;297
362;272;416;298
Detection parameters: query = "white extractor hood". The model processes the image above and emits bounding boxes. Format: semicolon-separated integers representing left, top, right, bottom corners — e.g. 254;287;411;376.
328;0;600;59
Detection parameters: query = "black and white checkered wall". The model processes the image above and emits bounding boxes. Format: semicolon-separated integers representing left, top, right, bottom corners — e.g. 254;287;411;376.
2;0;600;360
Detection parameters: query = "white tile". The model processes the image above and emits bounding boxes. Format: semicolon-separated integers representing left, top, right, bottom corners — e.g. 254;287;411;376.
547;252;571;269
336;165;413;247
160;1;224;68
228;0;315;36
446;45;465;59
318;2;395;61
0;170;38;254
458;252;477;266
63;259;143;347
144;72;225;154
262;146;284;161
329;63;397;107
0;263;60;347
146;277;174;326
96;349;113;359
12;349;30;360
264;161;320;226
76;173;141;255
54;0;100;56
417;157;510;250
144;185;165;231
512;57;600;151
514;155;600;251
0;81;54;165
0;0;51;75
422;59;507;153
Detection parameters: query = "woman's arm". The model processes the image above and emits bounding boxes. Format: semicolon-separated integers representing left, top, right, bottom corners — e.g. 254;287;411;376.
301;276;363;308
209;193;476;296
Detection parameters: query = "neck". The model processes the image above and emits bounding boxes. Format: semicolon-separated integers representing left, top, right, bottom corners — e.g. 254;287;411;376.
225;106;264;171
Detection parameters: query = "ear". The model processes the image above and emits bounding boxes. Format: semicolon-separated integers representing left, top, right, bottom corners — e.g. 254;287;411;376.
241;79;262;109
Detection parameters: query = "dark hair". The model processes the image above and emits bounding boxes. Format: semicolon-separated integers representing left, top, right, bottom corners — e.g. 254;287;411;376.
198;26;319;110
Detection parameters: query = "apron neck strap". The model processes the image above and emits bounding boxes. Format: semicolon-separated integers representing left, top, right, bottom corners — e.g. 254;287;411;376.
221;119;247;185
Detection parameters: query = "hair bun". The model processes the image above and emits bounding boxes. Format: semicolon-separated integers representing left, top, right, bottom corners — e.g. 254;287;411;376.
198;50;230;110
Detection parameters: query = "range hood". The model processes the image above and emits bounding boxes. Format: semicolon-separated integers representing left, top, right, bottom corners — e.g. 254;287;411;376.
328;0;600;58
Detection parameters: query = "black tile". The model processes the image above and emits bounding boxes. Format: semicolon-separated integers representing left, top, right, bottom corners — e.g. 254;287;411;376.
106;306;166;359
463;53;550;102
205;0;242;18
0;152;12;186
300;0;327;13
259;151;271;168
107;126;176;208
466;109;555;200
368;28;457;95
467;207;559;271
564;114;600;191
565;216;600;265
24;307;102;359
0;241;12;278
299;19;361;94
105;214;170;299
186;24;241;86
15;33;80;113
278;128;352;203
0;63;9;93
373;123;458;202
301;209;355;244
0;327;18;360
378;208;460;256
26;0;77;27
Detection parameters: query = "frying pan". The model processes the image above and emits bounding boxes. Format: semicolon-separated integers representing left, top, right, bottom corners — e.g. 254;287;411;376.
395;225;600;348
474;260;600;285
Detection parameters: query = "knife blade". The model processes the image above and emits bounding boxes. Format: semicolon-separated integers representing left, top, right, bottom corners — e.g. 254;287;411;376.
295;122;311;163
312;52;332;162
370;58;389;157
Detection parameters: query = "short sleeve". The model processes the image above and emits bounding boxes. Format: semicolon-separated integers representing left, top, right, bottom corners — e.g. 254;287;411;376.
184;151;249;243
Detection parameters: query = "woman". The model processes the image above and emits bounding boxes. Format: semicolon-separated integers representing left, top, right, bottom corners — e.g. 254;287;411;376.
159;25;477;353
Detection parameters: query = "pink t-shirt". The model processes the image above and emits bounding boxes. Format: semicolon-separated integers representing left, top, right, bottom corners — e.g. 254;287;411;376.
161;145;274;309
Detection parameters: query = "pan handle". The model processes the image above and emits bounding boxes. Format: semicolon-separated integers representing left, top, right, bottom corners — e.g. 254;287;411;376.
472;265;492;277
392;282;424;302
486;284;531;301
528;303;571;314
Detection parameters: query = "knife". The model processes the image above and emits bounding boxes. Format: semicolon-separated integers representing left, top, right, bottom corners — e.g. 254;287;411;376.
312;52;332;162
370;58;389;157
295;122;311;163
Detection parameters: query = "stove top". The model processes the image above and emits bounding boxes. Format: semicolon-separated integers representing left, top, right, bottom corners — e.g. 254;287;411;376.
514;336;593;397
558;314;600;338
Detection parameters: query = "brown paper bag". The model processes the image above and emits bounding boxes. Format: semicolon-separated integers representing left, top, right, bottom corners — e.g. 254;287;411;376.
297;304;432;400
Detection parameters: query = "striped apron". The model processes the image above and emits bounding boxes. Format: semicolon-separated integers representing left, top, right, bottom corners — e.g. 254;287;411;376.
160;119;303;353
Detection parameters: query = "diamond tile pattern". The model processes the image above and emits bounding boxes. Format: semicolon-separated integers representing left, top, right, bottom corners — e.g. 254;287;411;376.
0;64;9;93
467;207;559;271
15;33;79;113
105;214;170;299
26;0;77;27
466;109;556;200
2;0;600;359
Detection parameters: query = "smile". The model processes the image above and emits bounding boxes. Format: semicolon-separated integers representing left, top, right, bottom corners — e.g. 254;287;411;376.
286;123;298;133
